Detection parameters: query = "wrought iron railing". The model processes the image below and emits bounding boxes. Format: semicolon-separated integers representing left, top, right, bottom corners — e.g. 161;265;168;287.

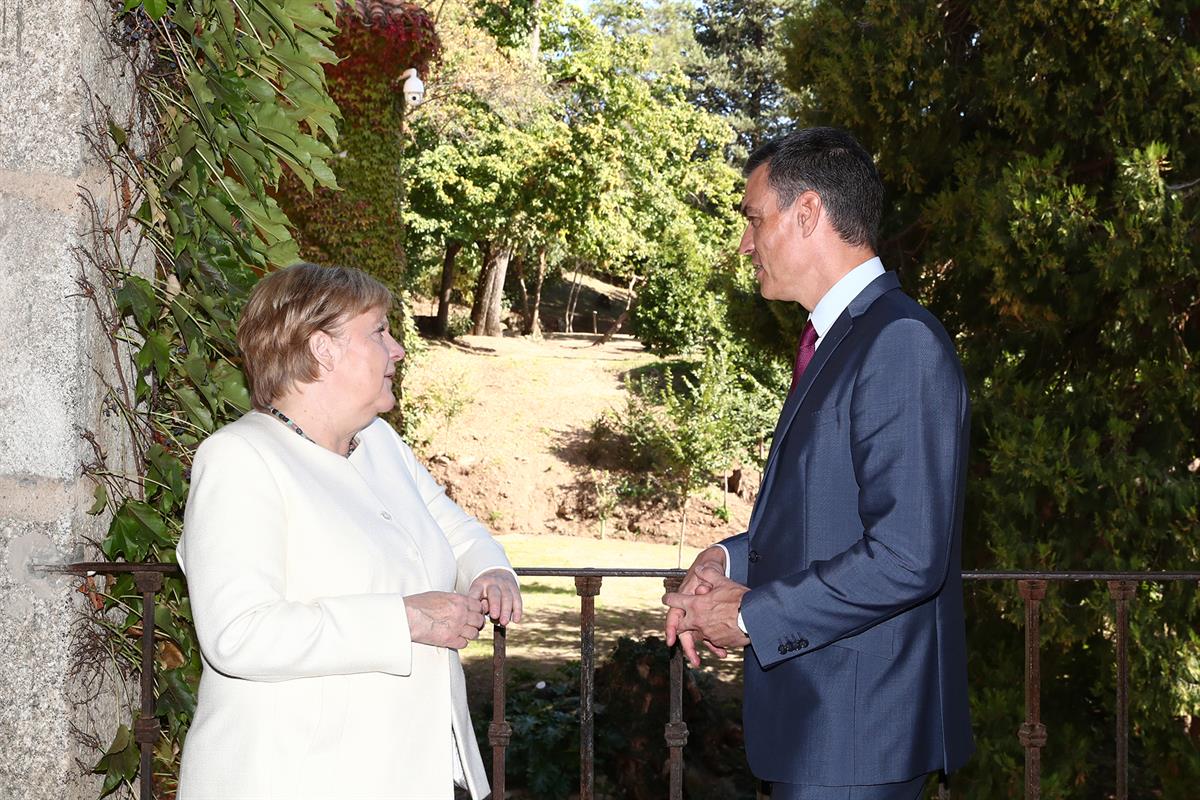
49;563;1200;800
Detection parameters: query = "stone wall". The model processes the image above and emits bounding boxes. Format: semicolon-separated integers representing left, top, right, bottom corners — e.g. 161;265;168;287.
0;0;144;795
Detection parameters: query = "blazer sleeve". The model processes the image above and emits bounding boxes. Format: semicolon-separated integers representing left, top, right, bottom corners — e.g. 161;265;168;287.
740;317;968;668
391;429;515;594
179;431;414;681
718;531;750;584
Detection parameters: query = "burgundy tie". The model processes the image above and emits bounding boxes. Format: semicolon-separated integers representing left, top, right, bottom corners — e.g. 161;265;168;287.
788;321;818;395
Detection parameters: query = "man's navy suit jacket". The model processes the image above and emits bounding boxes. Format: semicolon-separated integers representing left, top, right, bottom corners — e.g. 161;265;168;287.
721;271;974;786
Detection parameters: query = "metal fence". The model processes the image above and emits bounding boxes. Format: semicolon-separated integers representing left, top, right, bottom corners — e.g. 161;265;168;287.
52;563;1200;800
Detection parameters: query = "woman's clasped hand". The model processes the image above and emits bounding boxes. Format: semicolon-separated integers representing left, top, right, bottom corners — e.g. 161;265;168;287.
406;568;522;649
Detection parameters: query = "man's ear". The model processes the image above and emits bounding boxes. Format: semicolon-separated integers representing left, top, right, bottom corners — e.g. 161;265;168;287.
309;330;338;375
793;191;822;237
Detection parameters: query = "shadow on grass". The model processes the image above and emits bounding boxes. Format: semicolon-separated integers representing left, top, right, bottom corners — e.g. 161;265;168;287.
520;580;578;596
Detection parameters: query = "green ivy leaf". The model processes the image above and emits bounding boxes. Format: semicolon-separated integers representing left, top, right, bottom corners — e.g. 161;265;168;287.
94;723;139;796
107;121;127;147
103;505;149;562
182;352;208;387
115;276;157;329
142;0;167;19
175;385;215;432
136;332;172;380
84;482;107;516
211;361;252;412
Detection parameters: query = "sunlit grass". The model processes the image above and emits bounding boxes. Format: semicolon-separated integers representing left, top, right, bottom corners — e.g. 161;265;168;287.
462;534;700;665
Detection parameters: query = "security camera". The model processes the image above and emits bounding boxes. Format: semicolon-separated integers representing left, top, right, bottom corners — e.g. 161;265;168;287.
400;68;425;106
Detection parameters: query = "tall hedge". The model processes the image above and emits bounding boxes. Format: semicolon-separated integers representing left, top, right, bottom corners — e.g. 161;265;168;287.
781;2;1199;796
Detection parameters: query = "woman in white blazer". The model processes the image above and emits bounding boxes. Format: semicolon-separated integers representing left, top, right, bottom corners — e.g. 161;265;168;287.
177;262;521;799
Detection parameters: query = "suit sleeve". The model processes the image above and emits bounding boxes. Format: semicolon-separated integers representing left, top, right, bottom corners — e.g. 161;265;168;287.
392;430;515;594
739;318;967;668
718;532;750;584
179;432;414;681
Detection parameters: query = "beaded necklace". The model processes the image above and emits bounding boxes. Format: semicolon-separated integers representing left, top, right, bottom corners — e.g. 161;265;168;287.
266;405;358;457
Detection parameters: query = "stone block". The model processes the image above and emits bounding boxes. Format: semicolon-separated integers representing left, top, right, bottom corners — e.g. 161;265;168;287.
0;518;113;800
0;193;87;480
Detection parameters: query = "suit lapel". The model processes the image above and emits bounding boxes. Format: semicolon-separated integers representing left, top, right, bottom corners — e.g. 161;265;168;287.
748;313;851;533
748;271;902;536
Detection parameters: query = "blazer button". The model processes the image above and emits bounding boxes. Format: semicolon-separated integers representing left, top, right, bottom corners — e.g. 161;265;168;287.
749;550;760;563
797;639;809;650
777;644;787;655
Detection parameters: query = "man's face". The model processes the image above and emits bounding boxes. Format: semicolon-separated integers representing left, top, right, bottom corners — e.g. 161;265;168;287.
738;164;813;307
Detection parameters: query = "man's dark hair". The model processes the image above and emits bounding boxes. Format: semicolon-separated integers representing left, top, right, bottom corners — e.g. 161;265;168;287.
744;127;883;251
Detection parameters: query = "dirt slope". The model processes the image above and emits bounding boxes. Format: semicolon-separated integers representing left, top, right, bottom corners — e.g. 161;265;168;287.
401;331;757;550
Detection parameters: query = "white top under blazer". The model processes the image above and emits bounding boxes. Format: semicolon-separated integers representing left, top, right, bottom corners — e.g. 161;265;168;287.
177;411;512;799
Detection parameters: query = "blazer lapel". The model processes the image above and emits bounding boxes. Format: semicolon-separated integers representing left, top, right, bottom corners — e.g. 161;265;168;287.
748;271;902;536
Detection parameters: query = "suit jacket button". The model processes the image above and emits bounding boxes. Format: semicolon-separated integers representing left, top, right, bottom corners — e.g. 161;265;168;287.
777;644;787;655
749;550;760;563
798;639;809;649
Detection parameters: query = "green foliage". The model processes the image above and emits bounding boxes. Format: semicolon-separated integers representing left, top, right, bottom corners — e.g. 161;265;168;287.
474;638;754;799
401;367;474;450
277;4;438;288
633;259;727;355
478;664;603;798
596;350;776;559
690;0;796;160
398;1;742;335
88;0;341;792
781;1;1200;793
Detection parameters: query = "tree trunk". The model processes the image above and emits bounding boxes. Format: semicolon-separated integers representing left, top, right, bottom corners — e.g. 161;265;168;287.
528;245;546;338
512;252;531;333
591;273;640;346
470;240;490;332
435;240;462;338
564;268;583;333
473;242;512;336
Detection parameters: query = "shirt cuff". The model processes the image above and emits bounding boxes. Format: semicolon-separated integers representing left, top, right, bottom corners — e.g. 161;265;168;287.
737;612;748;635
713;544;732;578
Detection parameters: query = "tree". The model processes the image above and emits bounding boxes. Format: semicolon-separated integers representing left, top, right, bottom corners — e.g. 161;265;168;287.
404;1;743;338
781;2;1200;794
690;0;795;160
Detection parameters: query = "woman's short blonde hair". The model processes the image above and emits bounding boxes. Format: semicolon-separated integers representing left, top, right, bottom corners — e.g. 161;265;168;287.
237;262;391;409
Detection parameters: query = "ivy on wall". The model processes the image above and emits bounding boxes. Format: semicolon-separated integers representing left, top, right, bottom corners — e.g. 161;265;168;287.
87;0;342;792
276;1;438;288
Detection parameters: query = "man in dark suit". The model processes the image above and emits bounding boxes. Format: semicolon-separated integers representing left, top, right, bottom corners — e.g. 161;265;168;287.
663;127;973;799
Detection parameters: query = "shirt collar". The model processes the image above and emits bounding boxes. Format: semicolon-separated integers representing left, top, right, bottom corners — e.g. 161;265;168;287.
809;256;885;339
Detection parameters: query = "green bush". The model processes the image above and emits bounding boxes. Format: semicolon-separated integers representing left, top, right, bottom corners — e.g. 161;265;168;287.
473;637;755;799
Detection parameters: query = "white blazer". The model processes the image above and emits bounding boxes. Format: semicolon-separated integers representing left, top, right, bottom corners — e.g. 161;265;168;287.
177;412;512;799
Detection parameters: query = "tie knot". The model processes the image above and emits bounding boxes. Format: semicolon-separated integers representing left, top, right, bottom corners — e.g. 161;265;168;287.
800;320;817;348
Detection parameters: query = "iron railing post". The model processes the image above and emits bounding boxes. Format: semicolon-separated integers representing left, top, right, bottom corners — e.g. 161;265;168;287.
132;570;162;800
662;575;688;800
1017;579;1047;800
575;574;602;800
488;623;511;799
1108;580;1136;800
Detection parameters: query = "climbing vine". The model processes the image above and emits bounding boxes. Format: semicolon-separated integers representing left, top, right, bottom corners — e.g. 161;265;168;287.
83;0;341;793
276;2;438;296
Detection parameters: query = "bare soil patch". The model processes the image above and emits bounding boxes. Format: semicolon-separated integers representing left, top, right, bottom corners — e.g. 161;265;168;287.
402;331;759;551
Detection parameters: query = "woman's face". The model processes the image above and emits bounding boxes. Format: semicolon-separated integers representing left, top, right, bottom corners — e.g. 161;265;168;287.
329;306;405;418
